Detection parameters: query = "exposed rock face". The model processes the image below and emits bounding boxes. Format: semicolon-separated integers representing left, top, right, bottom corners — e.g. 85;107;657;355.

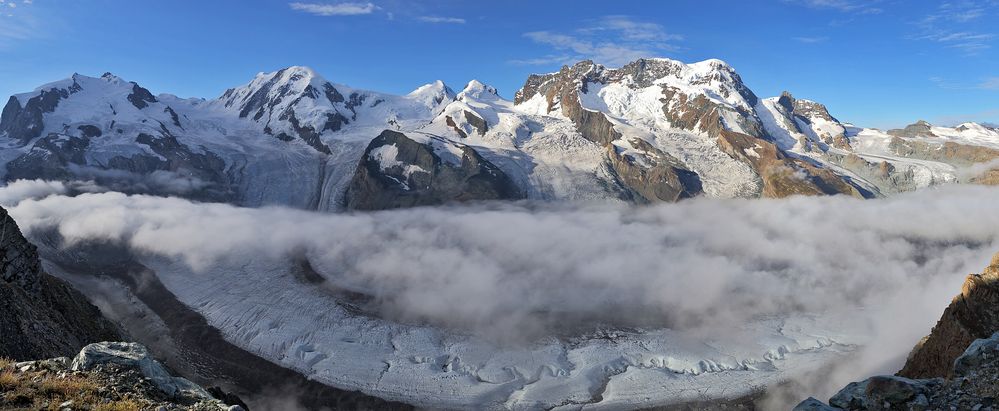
5;131;235;202
888;137;999;167
899;253;999;379
777;91;848;148
218;66;357;154
606;138;702;202
824;152;920;195
888;120;936;138
515;60;622;145
512;59;867;200
797;332;999;411
462;109;488;135
0;82;75;146
126;83;157;110
345;130;523;210
0;206;120;360
515;59;760;145
799;253;999;410
71;342;214;400
717;131;866;198
2;342;243;410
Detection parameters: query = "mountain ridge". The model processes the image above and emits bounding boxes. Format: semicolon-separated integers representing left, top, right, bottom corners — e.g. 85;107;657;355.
2;58;998;211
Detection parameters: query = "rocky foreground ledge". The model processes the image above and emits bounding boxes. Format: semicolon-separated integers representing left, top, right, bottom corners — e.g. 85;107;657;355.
798;254;999;411
1;341;245;411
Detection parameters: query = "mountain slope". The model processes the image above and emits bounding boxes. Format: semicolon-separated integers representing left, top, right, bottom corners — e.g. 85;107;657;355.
1;59;997;212
797;252;999;411
0;205;119;360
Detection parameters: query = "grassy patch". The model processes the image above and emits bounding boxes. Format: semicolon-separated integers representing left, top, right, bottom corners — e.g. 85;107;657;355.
93;399;144;411
0;369;21;390
38;375;100;399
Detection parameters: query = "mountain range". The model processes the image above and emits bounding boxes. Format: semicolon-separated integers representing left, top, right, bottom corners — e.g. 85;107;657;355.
5;58;999;411
3;58;999;212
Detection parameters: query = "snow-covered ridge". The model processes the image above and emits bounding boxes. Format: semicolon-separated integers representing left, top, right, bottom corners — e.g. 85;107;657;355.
2;59;999;211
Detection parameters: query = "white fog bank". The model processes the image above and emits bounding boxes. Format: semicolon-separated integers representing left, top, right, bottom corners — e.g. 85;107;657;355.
4;180;998;409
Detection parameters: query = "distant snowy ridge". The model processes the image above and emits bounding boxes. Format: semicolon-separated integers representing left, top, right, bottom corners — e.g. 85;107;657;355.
2;58;998;211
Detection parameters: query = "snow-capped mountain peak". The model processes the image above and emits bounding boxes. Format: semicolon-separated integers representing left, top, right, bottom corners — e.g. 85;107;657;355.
457;80;498;101
406;80;456;113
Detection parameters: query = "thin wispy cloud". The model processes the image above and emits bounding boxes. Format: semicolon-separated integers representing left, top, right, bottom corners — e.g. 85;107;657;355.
0;1;40;48
914;1;997;55
288;2;377;16
513;15;683;67
929;75;999;91
793;36;829;43
785;0;883;14
417;16;465;24
981;77;999;90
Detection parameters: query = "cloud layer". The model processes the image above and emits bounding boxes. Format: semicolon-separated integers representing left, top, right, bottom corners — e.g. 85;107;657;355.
4;182;997;337
7;181;999;406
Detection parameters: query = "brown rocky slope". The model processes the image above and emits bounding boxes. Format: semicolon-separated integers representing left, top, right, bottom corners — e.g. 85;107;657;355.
797;252;999;410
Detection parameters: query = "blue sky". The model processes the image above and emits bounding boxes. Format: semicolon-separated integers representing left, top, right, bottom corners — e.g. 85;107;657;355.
0;0;996;129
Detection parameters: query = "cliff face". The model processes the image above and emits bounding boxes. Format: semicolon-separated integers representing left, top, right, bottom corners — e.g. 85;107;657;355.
898;253;999;379
0;206;120;360
797;252;999;410
345;130;522;210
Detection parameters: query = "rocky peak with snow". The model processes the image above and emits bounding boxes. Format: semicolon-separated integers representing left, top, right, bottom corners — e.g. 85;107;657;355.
214;66;358;153
407;80;456;113
457;80;498;101
888;120;936;138
0;72;181;147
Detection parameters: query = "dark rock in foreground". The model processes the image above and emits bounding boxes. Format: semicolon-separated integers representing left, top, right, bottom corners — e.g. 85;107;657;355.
2;342;243;410
798;253;999;410
0;206;119;360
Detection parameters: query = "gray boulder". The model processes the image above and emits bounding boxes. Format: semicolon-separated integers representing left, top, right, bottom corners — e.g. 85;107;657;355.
793;397;841;411
953;331;999;377
71;342;213;401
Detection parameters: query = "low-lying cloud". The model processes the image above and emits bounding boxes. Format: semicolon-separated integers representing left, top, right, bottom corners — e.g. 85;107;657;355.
5;181;999;407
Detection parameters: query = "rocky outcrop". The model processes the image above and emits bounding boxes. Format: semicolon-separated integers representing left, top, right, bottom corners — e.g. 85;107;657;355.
887;120;935;138
799;253;999;410
444;110;488;139
898;253;999;379
126;83;157;110
0;80;77;146
71;342;214;401
2;342;244;410
717;131;866;198
889;137;999;167
797;332;999;411
345;130;523;210
217;67;354;154
824;152;921;195
513;59;867;199
606;139;702;202
5;130;235;202
777;91;849;148
514;60;622;145
5;134;91;182
0;206;120;361
514;59;761;145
